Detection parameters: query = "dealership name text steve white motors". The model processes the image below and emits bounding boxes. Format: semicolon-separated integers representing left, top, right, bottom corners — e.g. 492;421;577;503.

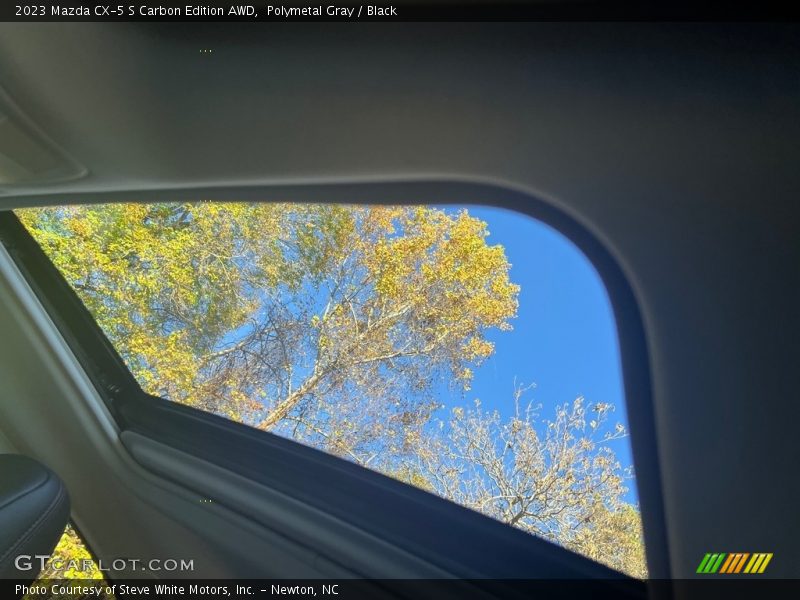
18;584;230;598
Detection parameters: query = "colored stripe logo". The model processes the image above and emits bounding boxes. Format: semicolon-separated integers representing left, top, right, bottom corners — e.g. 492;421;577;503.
696;553;773;574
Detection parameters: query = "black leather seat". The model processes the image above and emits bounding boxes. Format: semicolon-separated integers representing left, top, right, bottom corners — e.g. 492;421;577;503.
0;454;70;580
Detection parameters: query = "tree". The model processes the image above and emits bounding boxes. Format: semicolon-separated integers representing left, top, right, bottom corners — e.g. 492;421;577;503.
19;203;519;461
19;203;646;578
402;384;647;579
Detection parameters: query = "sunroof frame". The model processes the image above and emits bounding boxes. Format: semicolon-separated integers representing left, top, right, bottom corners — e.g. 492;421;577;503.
0;180;670;580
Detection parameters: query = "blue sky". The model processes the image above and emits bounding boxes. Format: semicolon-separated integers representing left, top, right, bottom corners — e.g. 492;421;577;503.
35;202;638;504
445;205;638;504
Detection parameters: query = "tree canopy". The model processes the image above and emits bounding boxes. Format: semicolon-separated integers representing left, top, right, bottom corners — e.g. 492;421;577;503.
19;202;645;578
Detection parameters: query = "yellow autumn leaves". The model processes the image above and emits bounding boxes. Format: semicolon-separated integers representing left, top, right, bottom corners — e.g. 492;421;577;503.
17;202;518;415
17;202;646;580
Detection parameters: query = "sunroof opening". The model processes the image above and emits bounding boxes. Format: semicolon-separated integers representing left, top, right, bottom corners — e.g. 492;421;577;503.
15;202;646;578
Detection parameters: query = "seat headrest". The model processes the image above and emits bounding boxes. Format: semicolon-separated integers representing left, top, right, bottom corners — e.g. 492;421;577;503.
0;454;70;581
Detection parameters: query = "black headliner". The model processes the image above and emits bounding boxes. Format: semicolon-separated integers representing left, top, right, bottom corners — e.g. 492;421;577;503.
0;22;798;578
